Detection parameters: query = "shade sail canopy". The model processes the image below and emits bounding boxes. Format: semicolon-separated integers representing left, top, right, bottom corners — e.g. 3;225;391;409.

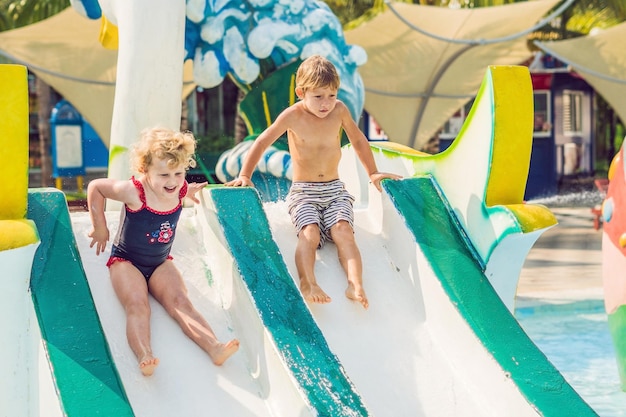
345;0;560;150
0;7;194;146
535;21;626;126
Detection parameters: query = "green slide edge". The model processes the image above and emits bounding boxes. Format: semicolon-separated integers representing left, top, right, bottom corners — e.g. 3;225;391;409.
28;188;134;417
210;187;369;417
383;176;597;417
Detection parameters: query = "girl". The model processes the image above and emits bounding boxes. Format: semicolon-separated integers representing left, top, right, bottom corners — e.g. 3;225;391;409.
88;126;239;376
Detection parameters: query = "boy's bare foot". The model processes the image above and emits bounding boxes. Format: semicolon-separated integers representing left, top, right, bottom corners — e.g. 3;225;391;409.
139;354;160;376
346;282;369;309
300;280;332;304
209;339;240;366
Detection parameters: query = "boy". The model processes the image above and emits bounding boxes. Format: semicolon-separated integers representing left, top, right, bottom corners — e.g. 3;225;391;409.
227;55;400;309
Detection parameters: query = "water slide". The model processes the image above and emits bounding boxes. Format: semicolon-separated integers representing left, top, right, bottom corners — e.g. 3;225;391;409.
25;176;596;417
6;65;602;416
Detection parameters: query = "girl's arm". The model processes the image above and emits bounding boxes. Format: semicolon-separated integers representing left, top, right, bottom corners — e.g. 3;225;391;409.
185;181;208;204
87;178;136;255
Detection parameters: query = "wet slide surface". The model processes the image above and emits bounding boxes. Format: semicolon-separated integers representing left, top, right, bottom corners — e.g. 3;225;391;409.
382;178;595;416
209;187;369;416
71;209;273;417
262;182;489;416
29;179;595;416
263;176;596;416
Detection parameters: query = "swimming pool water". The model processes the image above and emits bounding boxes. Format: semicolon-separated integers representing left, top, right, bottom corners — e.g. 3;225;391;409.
516;300;626;417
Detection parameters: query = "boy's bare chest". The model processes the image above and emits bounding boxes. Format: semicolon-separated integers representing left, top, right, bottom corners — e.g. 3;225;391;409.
289;114;341;144
288;129;340;154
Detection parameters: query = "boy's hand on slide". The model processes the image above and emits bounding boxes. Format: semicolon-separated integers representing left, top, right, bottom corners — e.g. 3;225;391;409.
225;175;254;187
369;172;403;192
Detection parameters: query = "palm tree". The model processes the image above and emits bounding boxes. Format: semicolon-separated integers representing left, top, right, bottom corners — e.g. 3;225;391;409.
1;0;70;187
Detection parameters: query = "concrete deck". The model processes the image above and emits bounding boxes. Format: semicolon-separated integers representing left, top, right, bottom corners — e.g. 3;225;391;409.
517;206;603;303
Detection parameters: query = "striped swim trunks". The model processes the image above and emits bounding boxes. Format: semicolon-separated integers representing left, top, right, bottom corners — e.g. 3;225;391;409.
287;179;355;248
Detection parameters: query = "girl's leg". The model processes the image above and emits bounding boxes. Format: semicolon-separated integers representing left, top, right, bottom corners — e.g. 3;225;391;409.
109;262;159;375
148;261;239;365
295;224;331;304
330;220;369;309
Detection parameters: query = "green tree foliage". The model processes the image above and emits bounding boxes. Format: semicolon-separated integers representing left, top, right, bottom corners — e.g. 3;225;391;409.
565;0;626;35
323;0;527;28
0;0;69;31
323;0;625;32
323;0;378;25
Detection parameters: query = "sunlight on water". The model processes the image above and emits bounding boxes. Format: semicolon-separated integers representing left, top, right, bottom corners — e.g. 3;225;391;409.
517;301;626;417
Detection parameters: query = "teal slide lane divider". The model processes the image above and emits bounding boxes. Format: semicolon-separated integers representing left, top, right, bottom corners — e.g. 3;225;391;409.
210;187;369;417
28;189;134;417
383;177;598;417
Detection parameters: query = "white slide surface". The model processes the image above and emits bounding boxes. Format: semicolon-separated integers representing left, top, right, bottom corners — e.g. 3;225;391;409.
66;179;594;416
71;210;274;417
263;200;488;416
71;201;486;416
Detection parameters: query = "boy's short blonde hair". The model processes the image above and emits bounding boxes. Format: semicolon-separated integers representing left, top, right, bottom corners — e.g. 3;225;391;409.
131;126;197;173
295;55;340;93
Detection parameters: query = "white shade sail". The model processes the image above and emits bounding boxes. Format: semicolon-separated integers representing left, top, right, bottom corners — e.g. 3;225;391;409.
0;7;195;146
535;21;626;127
345;0;561;150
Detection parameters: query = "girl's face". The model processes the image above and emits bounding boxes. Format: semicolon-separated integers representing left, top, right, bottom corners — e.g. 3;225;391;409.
145;157;186;199
298;86;338;118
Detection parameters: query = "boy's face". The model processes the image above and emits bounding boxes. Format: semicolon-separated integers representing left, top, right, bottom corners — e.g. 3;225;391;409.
297;86;338;119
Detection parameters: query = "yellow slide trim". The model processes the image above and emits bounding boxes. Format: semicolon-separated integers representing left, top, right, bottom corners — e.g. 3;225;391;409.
0;65;39;250
0;65;29;220
371;141;428;156
485;66;533;206
0;219;39;251
506;204;557;233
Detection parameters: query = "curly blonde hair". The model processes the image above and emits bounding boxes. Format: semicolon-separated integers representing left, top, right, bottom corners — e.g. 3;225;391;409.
131;127;197;174
295;55;340;93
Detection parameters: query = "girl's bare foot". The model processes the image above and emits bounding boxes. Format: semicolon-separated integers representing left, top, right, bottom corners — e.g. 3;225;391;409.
209;339;240;366
346;282;368;309
300;280;331;304
139;354;160;376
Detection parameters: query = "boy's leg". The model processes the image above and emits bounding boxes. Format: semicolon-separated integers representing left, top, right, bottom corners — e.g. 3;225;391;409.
148;261;239;366
330;221;369;309
109;262;159;376
295;224;331;304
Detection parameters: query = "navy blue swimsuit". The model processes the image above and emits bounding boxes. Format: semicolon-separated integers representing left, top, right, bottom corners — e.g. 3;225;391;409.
107;177;188;281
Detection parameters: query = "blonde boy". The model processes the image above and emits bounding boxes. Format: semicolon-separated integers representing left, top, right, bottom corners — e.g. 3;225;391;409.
227;55;400;309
